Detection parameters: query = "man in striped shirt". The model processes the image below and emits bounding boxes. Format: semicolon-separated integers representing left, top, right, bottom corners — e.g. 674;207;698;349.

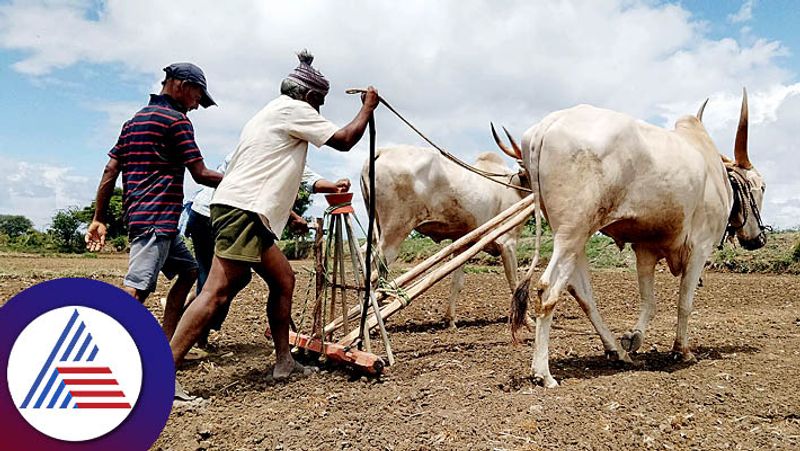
85;63;223;339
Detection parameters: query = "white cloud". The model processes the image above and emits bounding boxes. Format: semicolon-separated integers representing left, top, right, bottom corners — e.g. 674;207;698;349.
0;0;797;229
0;156;92;229
728;0;755;24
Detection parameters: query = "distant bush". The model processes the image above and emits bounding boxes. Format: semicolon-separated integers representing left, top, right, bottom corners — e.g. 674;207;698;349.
0;215;34;239
708;231;800;274
391;229;800;274
110;236;129;252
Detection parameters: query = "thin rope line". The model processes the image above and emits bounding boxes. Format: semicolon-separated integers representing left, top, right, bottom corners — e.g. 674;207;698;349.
346;89;533;193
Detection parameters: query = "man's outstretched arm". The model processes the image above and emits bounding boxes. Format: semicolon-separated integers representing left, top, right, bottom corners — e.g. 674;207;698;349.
187;159;224;188
311;178;350;193
325;86;379;152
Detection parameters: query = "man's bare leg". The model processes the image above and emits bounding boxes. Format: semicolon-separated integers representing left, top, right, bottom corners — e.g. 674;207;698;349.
252;244;297;379
170;256;250;367
184;289;198;308
163;269;197;340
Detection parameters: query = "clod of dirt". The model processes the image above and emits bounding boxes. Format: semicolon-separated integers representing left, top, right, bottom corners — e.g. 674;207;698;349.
196;425;212;440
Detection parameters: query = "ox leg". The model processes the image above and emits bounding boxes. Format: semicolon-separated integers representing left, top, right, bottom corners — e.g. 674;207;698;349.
532;309;558;388
499;242;534;332
444;263;466;330
535;235;581;312
499;242;519;293
672;255;705;362
567;253;631;363
529;235;582;387
373;234;402;284
620;246;658;353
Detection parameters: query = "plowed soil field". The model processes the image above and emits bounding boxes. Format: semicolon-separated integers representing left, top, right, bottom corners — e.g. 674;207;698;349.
2;254;799;450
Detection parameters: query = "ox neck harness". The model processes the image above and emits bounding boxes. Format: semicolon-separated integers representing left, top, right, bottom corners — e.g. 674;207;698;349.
719;165;769;248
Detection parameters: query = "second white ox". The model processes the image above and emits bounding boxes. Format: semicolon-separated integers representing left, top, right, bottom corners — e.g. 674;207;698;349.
502;90;767;387
361;144;532;329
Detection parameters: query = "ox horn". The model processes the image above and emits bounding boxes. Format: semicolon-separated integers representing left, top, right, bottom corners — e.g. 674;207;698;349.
502;126;523;159
734;87;752;169
696;98;709;122
491;122;519;160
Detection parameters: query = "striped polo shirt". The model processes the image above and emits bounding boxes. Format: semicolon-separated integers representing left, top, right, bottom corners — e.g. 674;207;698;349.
109;94;204;238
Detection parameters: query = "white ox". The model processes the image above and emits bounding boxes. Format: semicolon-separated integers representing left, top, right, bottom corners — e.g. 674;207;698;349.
361;144;534;329
502;90;767;387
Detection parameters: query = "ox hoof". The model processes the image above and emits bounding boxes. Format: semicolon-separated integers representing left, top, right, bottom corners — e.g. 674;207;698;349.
670;350;697;363
605;349;634;364
533;374;559;388
444;318;458;331
620;330;644;353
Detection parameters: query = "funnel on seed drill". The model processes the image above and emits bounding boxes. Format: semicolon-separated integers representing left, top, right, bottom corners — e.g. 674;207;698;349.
325;192;354;215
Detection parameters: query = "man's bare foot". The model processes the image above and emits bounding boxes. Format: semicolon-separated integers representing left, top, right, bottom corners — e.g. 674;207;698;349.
184;346;209;361
272;359;315;381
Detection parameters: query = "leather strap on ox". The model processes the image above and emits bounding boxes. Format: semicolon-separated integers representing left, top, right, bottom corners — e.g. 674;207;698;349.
719;166;770;248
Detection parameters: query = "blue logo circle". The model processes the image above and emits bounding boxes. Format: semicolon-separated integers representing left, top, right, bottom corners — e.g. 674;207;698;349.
0;278;174;450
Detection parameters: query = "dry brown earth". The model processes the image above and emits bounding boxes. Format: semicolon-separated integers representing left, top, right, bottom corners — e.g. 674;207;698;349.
1;255;798;450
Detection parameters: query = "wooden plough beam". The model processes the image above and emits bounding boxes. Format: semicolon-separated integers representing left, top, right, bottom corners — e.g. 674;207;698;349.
275;193;538;374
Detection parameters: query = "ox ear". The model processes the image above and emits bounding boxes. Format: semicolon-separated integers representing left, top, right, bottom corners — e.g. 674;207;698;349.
734;87;752;169
491;122;519;160
696;98;709;122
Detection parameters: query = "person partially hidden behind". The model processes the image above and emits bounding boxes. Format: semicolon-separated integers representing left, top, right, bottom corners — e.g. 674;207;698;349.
168;50;378;400
85;63;223;340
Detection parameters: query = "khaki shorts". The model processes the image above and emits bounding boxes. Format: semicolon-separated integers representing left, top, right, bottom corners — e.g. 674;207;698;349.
211;204;276;263
124;231;197;292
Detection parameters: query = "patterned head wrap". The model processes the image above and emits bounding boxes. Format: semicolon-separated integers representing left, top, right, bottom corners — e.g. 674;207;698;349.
286;49;330;96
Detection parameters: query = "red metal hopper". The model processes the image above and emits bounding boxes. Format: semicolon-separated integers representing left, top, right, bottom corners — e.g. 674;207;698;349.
325;192;354;215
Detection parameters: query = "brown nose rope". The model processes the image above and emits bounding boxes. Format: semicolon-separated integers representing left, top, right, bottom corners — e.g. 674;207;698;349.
345;89;533;193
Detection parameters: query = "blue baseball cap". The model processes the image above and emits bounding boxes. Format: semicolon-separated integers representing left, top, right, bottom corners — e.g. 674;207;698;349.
163;62;216;108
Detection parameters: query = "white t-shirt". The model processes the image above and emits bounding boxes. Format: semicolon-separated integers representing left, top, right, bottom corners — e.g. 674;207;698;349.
190;151;324;218
211;95;338;237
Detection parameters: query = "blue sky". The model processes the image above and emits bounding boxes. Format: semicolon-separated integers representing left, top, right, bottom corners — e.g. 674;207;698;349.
0;0;798;230
694;0;799;58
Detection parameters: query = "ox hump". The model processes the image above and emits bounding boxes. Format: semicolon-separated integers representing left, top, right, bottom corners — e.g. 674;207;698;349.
474;152;512;173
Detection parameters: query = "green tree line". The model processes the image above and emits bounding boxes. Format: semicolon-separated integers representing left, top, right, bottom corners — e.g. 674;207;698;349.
0;187;127;253
1;184;315;254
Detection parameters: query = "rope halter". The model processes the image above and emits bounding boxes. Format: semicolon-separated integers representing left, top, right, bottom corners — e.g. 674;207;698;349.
721;165;770;249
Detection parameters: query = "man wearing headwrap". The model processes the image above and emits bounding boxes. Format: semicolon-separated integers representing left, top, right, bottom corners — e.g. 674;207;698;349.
169;50;378;397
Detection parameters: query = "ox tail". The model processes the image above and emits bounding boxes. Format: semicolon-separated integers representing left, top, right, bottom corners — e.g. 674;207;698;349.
531;201;541;270
510;263;535;343
510;118;550;342
511;199;540;343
